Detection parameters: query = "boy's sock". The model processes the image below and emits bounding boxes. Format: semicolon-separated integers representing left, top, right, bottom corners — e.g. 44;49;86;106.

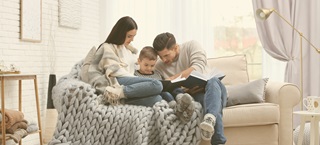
175;93;195;123
200;113;216;141
168;100;177;108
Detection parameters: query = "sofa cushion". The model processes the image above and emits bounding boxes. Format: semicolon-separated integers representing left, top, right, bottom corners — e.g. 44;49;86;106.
223;103;279;127
207;54;249;85
226;78;269;107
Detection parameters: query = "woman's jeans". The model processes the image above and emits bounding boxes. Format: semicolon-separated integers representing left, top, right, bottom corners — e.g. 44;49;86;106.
193;77;227;145
116;77;163;107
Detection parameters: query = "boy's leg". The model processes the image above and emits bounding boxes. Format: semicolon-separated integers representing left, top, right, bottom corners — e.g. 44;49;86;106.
171;87;184;97
161;92;176;108
161;92;175;102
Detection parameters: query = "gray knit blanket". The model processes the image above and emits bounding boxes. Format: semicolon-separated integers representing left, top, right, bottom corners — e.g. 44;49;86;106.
48;60;203;145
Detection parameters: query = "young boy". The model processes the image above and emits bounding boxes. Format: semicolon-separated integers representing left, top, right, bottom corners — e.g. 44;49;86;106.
134;46;195;123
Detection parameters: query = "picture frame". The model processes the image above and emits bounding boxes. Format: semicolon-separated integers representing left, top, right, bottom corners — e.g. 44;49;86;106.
20;0;42;42
59;0;82;29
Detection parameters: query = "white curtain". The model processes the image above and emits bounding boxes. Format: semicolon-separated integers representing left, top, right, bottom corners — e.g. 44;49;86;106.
253;0;320;99
100;0;215;57
253;1;298;85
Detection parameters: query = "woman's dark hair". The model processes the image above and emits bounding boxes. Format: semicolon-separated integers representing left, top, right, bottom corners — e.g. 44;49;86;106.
105;16;138;45
152;32;176;51
139;46;158;60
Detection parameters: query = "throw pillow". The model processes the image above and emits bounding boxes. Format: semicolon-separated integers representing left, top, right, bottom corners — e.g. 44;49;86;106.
80;46;96;83
226;78;269;107
207;55;249;86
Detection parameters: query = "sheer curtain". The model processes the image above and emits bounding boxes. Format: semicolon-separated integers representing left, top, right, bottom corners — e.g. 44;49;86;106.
253;0;320;99
100;0;215;57
253;1;298;84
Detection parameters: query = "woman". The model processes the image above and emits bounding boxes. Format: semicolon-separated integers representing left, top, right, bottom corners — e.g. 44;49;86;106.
87;16;162;106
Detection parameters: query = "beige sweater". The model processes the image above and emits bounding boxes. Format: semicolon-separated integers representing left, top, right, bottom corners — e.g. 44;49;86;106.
88;43;138;95
155;40;208;79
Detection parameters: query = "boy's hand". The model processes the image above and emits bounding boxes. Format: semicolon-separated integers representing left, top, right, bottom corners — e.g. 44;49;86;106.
184;86;204;95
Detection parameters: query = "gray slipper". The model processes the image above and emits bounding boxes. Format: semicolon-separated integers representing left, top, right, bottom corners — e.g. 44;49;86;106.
175;93;195;123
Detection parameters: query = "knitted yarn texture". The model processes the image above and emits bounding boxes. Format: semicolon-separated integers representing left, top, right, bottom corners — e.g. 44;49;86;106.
49;60;203;145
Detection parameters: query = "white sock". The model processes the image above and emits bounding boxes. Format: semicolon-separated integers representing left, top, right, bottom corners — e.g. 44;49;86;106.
200;113;216;140
104;85;125;105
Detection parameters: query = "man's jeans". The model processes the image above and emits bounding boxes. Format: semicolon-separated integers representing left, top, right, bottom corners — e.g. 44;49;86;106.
117;77;163;107
193;77;227;145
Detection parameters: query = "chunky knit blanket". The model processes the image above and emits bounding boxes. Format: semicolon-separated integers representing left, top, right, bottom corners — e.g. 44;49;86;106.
48;60;203;145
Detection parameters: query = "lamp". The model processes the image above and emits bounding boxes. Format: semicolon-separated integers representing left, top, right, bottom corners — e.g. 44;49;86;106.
256;8;320;110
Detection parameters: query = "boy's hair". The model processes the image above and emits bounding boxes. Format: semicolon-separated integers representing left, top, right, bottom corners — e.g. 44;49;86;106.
152;32;176;51
139;46;158;60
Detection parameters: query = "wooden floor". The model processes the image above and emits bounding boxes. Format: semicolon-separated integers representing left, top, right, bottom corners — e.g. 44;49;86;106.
199;140;211;145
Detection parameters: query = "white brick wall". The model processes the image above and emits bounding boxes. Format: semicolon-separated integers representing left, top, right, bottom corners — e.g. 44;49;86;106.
0;0;100;144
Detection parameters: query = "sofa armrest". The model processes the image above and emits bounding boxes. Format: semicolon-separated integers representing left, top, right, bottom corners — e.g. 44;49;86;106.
265;81;300;106
264;81;300;145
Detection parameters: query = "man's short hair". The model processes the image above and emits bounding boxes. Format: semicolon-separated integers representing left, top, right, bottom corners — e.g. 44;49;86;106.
153;32;176;51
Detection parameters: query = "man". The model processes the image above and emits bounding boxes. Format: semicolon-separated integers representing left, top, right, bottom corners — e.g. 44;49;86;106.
153;32;227;145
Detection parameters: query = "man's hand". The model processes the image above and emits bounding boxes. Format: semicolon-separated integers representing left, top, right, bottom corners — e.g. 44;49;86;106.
168;67;195;80
180;67;194;78
168;73;182;80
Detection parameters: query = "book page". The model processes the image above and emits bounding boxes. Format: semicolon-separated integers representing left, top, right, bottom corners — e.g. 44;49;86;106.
190;68;225;81
190;71;207;80
171;74;186;83
206;68;225;79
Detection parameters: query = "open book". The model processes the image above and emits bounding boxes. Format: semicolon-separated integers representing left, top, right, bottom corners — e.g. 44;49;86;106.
161;68;225;92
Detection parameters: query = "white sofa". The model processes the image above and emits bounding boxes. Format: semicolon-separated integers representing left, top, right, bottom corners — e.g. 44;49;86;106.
200;54;300;145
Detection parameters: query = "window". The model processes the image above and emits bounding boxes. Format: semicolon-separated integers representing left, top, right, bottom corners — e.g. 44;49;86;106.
211;0;262;80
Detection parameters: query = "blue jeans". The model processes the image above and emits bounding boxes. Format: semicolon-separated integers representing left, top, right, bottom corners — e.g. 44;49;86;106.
161;88;184;102
116;77;163;107
193;77;227;145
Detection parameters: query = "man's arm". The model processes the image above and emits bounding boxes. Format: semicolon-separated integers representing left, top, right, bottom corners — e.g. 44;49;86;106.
170;41;207;79
188;40;207;73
